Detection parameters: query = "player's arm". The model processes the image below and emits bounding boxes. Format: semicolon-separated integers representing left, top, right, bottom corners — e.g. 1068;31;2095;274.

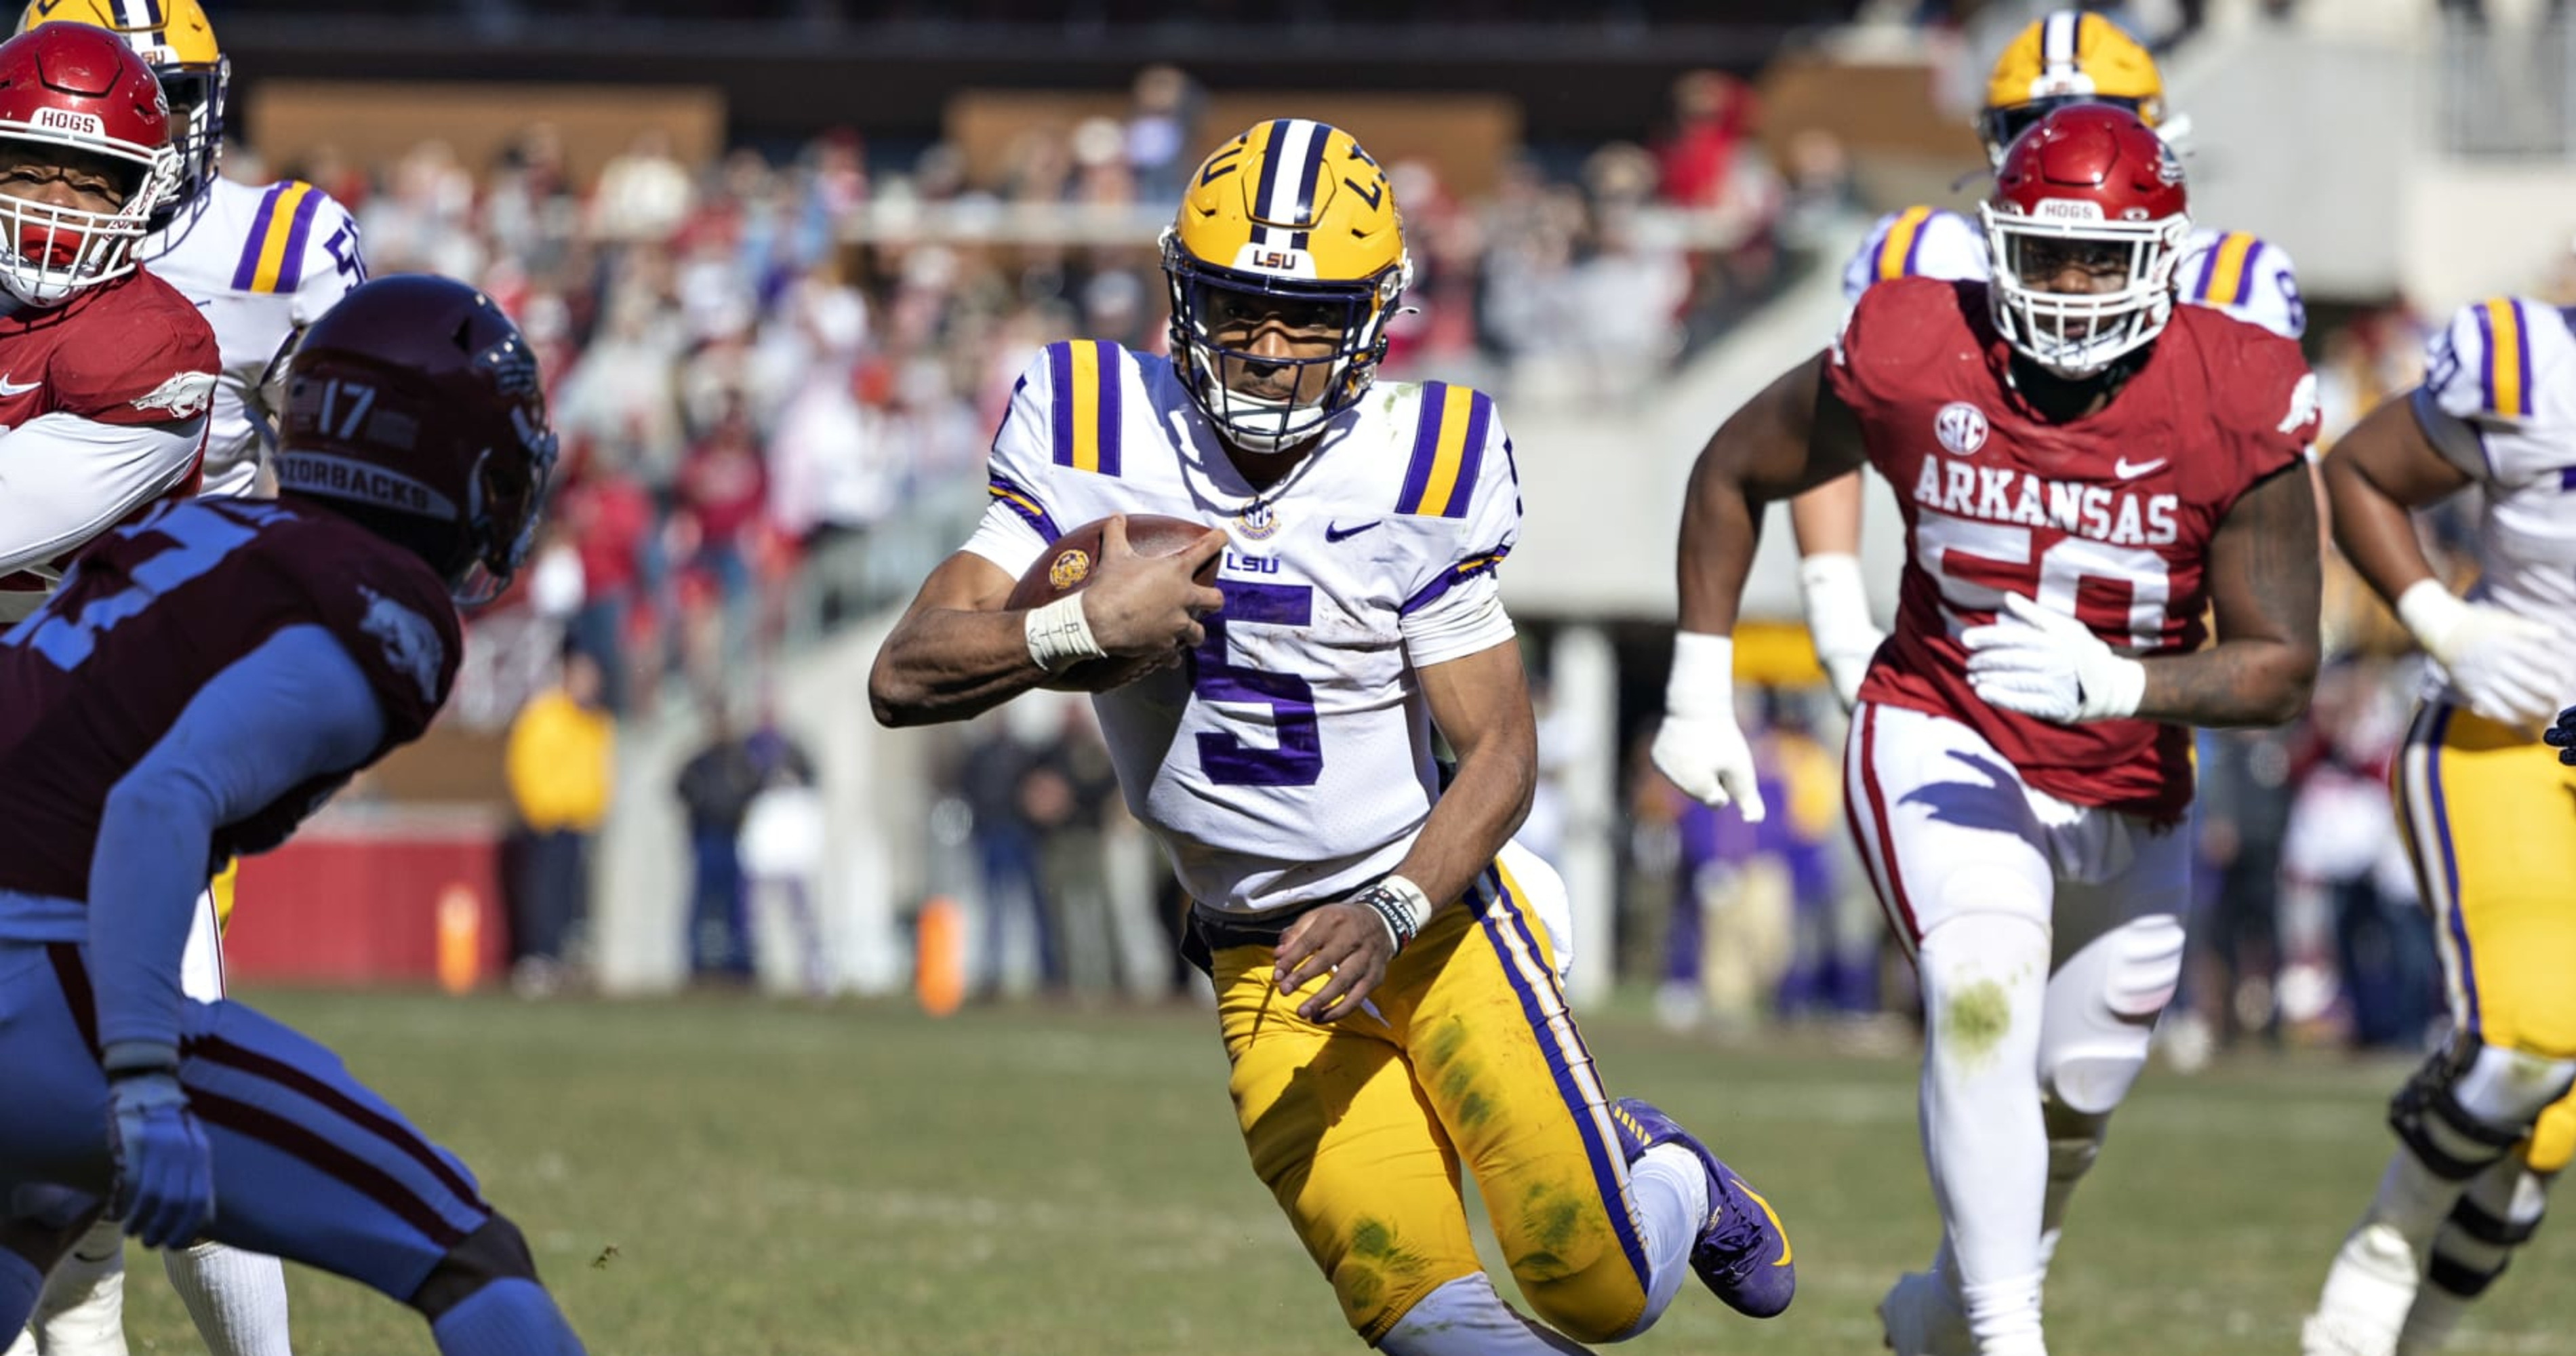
866;519;1224;727
1786;473;1880;710
1274;636;1536;1023
2133;462;2322;725
2323;391;2469;607
1659;351;1868;816
0;412;205;574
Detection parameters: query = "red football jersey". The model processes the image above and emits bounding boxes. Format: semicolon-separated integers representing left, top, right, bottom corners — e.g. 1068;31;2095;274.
0;267;222;603
0;498;459;902
1831;278;2318;819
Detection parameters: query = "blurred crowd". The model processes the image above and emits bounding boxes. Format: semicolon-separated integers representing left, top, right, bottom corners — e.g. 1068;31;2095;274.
259;62;1826;725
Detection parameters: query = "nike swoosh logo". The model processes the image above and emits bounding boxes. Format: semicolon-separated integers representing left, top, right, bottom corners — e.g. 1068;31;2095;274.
1735;1180;1792;1266
186;296;214;308
0;375;39;397
1324;519;1380;542
2113;458;2167;480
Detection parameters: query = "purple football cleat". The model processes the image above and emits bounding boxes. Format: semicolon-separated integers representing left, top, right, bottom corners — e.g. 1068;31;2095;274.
1609;1097;1796;1318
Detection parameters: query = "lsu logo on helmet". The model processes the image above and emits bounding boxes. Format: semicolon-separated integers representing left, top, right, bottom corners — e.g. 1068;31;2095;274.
1160;119;1412;454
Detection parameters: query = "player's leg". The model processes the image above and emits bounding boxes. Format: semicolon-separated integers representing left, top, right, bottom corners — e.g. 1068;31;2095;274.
1845;702;2056;1356
2396;1092;2564;1354
1;1197;108;1356
158;877;294;1356
162;998;586;1354
2306;705;2576;1356
1204;935;1516;1349
2030;809;2192;1282
1407;860;1790;1344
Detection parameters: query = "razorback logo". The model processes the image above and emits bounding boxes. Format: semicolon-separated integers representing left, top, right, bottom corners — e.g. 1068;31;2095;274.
129;372;217;420
359;584;445;702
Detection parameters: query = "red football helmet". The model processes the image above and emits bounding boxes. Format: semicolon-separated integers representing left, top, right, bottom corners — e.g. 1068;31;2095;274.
1978;102;2190;377
274;275;557;607
0;23;177;306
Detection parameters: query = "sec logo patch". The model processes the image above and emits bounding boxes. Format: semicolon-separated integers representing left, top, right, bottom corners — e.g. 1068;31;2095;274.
1935;401;1989;456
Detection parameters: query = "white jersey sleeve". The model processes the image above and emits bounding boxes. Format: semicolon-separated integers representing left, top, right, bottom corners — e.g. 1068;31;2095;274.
2411;296;2576;661
0;412;205;576
2176;228;2306;339
1398;397;1520;669
960;347;1068;582
1840;206;1988;303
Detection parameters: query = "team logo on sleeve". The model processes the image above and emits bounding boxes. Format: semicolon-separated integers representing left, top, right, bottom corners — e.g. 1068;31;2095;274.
2278;372;2320;435
1935;401;1990;456
130;372;218;420
359;586;445;702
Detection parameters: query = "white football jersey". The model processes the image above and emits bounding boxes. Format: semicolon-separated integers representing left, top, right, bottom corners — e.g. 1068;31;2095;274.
143;177;367;498
1842;207;2306;340
2411;296;2576;706
963;340;1521;917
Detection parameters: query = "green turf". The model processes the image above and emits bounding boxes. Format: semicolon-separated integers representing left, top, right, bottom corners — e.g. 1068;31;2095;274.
100;989;2576;1354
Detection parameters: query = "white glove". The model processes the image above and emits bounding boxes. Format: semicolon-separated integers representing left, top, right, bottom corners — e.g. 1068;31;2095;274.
2396;580;2562;728
1962;593;2146;723
1651;632;1767;822
1799;552;1884;712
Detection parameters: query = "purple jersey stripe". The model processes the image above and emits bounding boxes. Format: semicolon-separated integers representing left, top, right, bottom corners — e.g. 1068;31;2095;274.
1478;869;1656;1292
1447;393;1494;518
1047;343;1076;466
2476;304;2500;418
1397;544;1511;616
2512;299;2535;418
1395;380;1447;514
272;189;324;294
2230;240;2263;308
988;475;1063;542
1901;212;1935;277
229;182;288;291
1092;340;1123;477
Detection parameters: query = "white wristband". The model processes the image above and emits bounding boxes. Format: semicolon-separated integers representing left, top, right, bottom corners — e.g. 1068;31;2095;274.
1024;593;1106;673
1664;631;1737;721
1356;874;1436;952
1797;553;1878;648
2394;579;2467;664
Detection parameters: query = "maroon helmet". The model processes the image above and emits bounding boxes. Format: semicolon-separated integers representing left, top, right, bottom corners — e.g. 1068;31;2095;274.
274;274;556;606
0;22;176;306
1978;102;2190;376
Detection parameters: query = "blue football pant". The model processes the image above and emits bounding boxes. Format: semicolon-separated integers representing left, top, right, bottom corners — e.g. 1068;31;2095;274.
0;940;494;1314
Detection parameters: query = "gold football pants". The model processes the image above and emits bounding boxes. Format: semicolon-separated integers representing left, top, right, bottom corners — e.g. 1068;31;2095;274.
2396;703;2576;1170
1211;860;1654;1344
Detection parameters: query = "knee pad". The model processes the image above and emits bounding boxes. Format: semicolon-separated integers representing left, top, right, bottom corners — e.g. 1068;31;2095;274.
2391;1041;2576;1182
409;1214;537;1319
1380;1273;1588;1355
2040;915;2184;1116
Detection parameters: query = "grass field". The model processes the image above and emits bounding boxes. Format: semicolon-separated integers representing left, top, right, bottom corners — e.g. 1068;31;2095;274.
100;989;2576;1355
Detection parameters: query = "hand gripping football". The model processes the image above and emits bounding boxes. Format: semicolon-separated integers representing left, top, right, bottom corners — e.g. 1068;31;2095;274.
1009;514;1222;692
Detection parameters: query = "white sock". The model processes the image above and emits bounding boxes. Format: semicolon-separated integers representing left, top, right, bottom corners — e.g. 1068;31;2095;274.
1380;1273;1592;1355
1623;1142;1711;1332
28;1218;125;1356
163;1243;293;1356
1917;913;2052;1355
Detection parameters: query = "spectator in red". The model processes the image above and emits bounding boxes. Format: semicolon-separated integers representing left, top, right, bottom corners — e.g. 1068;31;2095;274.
556;445;661;716
1655;69;1756;210
674;391;771;683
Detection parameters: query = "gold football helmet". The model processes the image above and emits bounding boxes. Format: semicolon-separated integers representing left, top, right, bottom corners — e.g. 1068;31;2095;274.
1979;9;2165;164
20;0;226;223
1161;119;1411;453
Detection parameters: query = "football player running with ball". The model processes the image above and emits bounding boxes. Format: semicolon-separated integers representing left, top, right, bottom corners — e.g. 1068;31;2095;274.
1653;105;2321;1356
1794;7;2308;709
0;275;579;1355
2299;299;2576;1356
872;119;1794;1354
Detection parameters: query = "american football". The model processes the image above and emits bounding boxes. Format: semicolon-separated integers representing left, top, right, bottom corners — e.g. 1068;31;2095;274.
1008;513;1223;691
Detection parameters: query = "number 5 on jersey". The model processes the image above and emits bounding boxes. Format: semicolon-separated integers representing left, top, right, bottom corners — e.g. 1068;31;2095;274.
1193;580;1322;786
